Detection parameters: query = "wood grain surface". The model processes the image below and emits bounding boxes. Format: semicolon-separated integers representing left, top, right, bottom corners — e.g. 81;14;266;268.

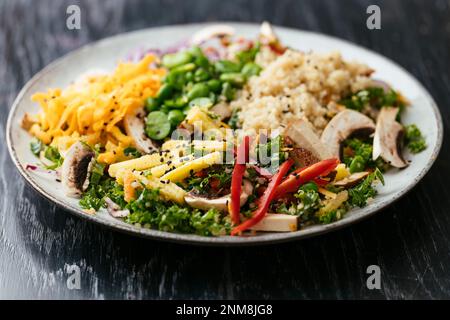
0;0;449;299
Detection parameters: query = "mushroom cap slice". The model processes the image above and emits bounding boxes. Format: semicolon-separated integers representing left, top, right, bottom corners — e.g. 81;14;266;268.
372;107;408;168
61;141;95;197
210;102;232;121
321;109;376;160
184;180;253;212
285;119;333;166
191;24;235;45
334;171;369;188
124;107;158;154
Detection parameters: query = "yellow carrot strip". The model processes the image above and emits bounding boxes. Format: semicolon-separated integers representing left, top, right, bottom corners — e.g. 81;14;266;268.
108;153;173;177
161;151;223;183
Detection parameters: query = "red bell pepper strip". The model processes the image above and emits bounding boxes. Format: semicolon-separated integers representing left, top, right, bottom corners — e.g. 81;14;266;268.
228;136;251;225
272;158;339;200
231;159;294;235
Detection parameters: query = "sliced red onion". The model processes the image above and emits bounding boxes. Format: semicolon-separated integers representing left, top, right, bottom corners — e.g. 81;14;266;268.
25;164;61;181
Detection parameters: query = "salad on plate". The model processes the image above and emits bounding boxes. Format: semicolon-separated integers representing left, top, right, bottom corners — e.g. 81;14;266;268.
21;22;427;236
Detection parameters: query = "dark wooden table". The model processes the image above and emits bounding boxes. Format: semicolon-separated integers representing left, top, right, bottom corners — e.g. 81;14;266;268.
0;0;449;299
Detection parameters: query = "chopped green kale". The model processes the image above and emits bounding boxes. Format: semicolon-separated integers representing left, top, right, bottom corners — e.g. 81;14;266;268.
340;87;404;112
404;124;427;153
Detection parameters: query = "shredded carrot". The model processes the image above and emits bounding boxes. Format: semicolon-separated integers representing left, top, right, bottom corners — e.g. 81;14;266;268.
25;54;165;164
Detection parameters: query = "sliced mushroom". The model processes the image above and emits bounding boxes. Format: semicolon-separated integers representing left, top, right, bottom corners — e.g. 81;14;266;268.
105;197;130;218
61;142;95;197
285;119;333;166
184;179;253;212
250;214;298;232
191;25;235;45
372;107;408;168
210;102;232;121
334;171;369;188
321;109;376;160
123;107;158;154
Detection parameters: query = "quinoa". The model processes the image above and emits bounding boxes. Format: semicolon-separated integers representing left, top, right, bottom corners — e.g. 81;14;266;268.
233;49;375;136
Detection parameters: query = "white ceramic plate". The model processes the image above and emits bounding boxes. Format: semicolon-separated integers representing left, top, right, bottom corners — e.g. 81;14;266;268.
6;23;443;245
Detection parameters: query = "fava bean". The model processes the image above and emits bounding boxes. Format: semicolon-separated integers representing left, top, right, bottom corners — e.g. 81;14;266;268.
214;60;241;73
145;97;159;112
241;62;262;77
168;110;185;127
207;79;222;93
162;51;193;69
186;83;210;101
194;68;210;82
189;97;213;109
220;73;245;87
156;84;174;101
145;111;171;140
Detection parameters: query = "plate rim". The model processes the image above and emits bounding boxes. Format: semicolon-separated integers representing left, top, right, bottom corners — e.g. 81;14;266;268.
6;22;444;246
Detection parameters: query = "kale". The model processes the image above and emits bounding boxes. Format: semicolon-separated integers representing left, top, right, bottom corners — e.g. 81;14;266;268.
404;124;427;154
317;207;348;224
29;140;62;168
80;166;126;211
123;147;142;158
343;138;390;172
125;188;231;236
190;209;232;236
43;146;64;169
318;210;338;224
340;87;404;112
348;169;384;207
186;166;232;194
276;183;321;222
30;139;44;156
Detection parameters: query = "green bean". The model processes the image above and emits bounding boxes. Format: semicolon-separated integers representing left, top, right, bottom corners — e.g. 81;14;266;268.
349;155;366;173
162;51;193;69
145;97;159;112
186;83;210;101
145;111;172;140
156;83;174;101
241;62;262;77
220;73;245;87
168;110;185;128
207;79;222;93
